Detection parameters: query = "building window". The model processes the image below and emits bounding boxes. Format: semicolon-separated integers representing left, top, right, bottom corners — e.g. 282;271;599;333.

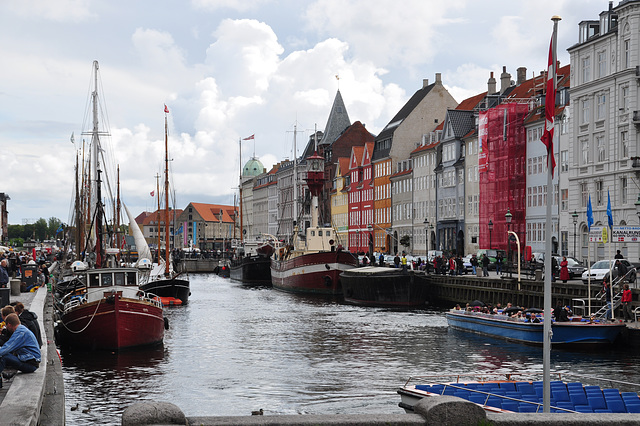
561;188;568;211
561;150;568;173
621;85;630;111
582;56;591;83
596;93;606;121
581;98;590;124
598;51;607;77
621;176;628;205
581;182;589;207
596;134;606;162
596;180;604;206
625;39;631;68
581;139;589;165
621;130;629;158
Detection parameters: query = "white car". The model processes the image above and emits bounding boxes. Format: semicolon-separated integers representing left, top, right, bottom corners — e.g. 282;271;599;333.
581;259;635;284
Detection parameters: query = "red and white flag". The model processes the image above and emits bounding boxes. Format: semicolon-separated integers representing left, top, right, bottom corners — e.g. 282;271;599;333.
243;134;255;140
541;36;556;177
150;190;155;197
164;104;170;114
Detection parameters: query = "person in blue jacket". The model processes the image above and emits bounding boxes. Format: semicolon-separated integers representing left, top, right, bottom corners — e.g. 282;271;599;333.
0;313;41;385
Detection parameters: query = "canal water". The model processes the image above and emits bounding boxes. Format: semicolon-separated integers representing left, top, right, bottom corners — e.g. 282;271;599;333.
61;273;640;425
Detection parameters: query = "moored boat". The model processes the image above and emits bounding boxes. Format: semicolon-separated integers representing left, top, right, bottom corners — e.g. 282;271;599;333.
446;308;625;346
398;373;640;414
54;61;165;351
55;265;165;350
340;266;429;308
229;236;273;286
270;149;357;295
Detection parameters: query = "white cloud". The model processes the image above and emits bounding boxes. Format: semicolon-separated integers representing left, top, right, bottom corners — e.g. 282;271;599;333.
5;0;94;22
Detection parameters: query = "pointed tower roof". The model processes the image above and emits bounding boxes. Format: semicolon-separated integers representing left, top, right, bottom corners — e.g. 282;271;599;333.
320;90;351;146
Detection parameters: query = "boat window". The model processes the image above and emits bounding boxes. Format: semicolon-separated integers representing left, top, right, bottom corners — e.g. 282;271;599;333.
114;272;125;286
89;274;100;287
127;272;137;285
318;231;323;236
311;231;315;236
326;230;331;236
102;274;113;287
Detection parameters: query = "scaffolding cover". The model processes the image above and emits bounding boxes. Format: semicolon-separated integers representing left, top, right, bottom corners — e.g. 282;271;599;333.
479;103;529;252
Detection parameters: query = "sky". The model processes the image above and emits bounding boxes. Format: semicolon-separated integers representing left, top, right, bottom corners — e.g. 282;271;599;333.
0;0;610;226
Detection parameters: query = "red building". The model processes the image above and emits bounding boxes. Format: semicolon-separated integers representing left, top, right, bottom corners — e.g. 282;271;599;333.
348;142;374;254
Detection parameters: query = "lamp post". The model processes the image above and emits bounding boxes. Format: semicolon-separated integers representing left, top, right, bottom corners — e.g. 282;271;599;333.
423;218;429;258
572;210;578;258
505;209;512;278
488;220;494;250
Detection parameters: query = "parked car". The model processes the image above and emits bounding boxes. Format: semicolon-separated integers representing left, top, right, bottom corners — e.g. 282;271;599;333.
477;249;506;270
554;256;586;279
581;259;635;284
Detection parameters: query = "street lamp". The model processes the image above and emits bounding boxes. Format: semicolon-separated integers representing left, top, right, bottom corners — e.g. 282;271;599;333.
505;209;512;277
572;210;578;258
423;218;429;257
488;220;494;250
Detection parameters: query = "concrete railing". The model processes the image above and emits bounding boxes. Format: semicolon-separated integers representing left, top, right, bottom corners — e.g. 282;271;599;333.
122;396;640;426
0;285;48;426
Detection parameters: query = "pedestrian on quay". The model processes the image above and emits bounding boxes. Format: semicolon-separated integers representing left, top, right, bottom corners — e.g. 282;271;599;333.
495;252;503;275
0;259;8;288
378;252;384;267
401;252;408;273
622;283;633;322
481;254;490;277
470;254;478;275
615;249;624;260
393;253;400;269
559;256;570;283
0;313;41;386
616;259;628;283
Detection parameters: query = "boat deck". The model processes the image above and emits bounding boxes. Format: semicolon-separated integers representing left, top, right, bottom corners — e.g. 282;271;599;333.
406;380;640;413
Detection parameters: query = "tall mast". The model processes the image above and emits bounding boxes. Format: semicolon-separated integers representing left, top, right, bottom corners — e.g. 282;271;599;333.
75;152;82;257
164;109;170;275
116;165;121;252
156;173;161;263
239;138;243;243
91;60;103;267
293;124;298;238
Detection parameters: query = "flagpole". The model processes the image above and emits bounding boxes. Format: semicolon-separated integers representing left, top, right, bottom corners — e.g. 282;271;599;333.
543;15;561;414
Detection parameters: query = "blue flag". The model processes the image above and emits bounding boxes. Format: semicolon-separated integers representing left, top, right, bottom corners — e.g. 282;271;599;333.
607;190;613;230
587;195;594;231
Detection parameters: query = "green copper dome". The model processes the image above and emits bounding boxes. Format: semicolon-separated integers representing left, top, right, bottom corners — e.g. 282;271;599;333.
243;157;264;177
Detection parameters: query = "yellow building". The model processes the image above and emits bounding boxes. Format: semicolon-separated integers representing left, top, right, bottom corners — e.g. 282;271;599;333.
330;157;350;249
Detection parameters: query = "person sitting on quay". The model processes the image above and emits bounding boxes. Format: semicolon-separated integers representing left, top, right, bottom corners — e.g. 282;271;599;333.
14;302;42;347
0;305;15;346
0;313;41;386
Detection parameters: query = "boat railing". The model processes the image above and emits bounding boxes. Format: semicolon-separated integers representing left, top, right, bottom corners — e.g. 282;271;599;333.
560;373;640;393
431;382;577;413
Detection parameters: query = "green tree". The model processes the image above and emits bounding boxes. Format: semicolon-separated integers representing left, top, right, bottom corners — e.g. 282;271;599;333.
47;217;63;238
34;218;48;240
399;235;411;249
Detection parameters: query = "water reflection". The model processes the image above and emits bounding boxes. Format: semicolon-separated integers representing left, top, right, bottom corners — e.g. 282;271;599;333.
61;274;640;425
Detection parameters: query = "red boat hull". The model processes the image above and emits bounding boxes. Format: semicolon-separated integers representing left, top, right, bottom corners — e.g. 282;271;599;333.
57;294;164;350
270;251;358;295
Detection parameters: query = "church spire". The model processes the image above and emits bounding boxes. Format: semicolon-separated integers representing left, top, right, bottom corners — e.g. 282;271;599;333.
320;89;351;146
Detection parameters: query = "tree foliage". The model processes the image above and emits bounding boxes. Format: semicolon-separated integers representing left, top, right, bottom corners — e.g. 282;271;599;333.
8;217;64;242
399;235;411;248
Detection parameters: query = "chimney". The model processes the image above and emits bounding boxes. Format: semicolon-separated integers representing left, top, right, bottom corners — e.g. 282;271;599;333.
500;66;511;94
435;73;442;84
487;72;496;94
516;67;527;86
423;78;429;88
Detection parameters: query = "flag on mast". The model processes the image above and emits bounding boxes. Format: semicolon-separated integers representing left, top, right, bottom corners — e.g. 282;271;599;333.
541;37;557;177
243;134;255;140
150;190;155;197
164;104;170;114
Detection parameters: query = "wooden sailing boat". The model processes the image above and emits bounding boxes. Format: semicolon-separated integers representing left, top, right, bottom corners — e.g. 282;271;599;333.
138;105;190;304
55;61;165;350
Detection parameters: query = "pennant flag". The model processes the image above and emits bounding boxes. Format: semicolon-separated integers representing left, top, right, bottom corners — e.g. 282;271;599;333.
587;195;594;231
55;225;63;234
164;104;170;114
540;36;557;177
150;190;155;197
243;134;255;140
70;132;75;144
607;190;613;229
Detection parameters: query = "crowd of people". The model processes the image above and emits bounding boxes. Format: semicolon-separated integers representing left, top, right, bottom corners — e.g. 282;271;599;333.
453;301;578;323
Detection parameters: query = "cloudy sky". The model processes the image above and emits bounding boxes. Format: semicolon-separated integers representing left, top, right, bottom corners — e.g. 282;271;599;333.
0;0;608;225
